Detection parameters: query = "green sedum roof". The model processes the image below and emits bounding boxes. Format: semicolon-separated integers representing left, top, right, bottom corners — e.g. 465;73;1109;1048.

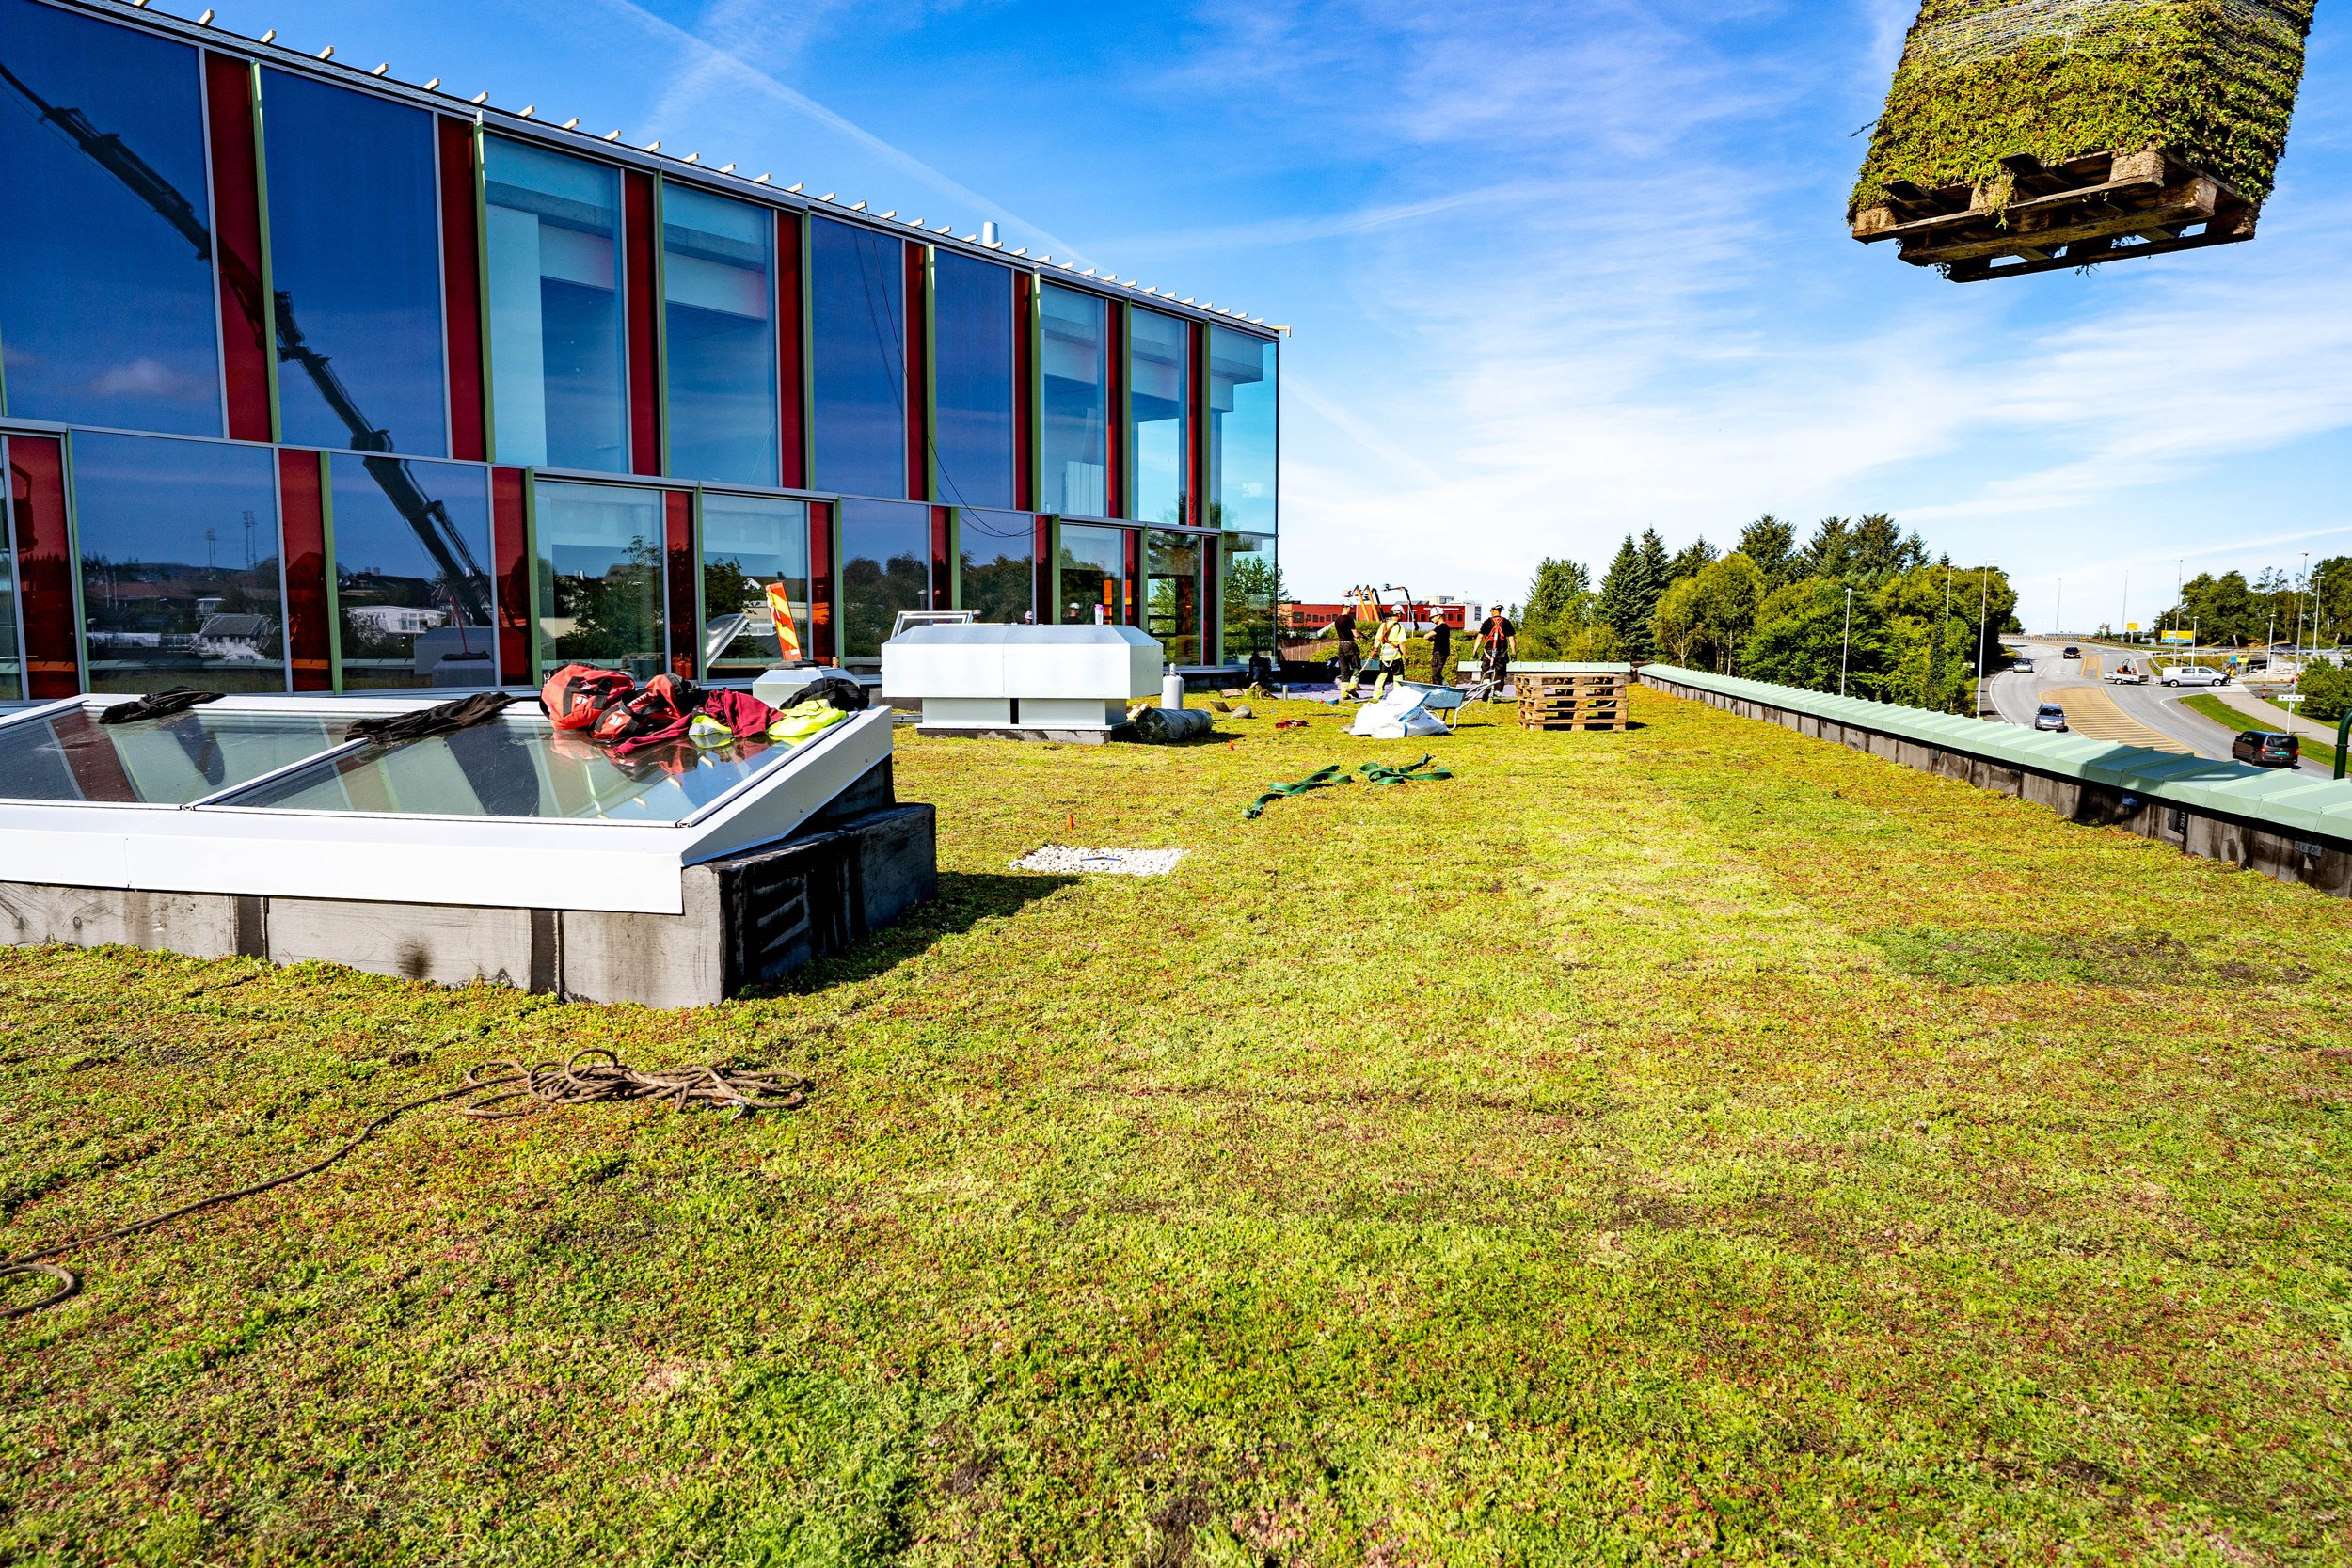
1851;0;2316;217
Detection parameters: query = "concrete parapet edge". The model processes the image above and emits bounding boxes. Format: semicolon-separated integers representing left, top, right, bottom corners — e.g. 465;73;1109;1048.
1639;665;2352;898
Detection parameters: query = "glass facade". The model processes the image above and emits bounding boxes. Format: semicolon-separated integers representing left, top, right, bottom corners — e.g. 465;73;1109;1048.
957;509;1032;623
0;1;220;436
837;498;926;662
72;433;283;693
661;184;777;486
1128;309;1189;526
532;481;664;679
485;137;628;473
1146;530;1202;665
930;251;1013;509
260;71;448;456
1038;285;1106;518
702;492;809;679
1;3;1278;690
328;455;494;689
0;437;19;701
1056;523;1127;627
1207;328;1276;534
1219;531;1279;663
809;218;905;500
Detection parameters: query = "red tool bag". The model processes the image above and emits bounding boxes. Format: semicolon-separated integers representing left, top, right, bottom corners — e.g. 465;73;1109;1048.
589;673;706;751
540;664;635;731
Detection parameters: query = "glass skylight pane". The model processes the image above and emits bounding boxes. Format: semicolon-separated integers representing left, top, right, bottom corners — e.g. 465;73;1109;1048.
0;706;339;804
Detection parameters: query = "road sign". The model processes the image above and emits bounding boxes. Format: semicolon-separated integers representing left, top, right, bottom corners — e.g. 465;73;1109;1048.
2160;629;2193;644
2126;622;2139;632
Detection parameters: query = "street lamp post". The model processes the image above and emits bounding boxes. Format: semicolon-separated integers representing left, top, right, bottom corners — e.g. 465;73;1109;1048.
1975;570;1990;716
1839;586;1854;697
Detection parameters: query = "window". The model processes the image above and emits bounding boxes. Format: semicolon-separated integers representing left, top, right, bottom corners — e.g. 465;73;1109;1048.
661;184;777;486
260;71;447;456
837;498;926;662
1039;286;1107;517
958;509;1032;623
1128;309;1188;525
0;0;220;436
1207;329;1276;533
808;219;905;499
484;137;628;472
930;251;1013;509
532;481;663;679
701;493;809;679
1219;531;1279;663
0;436;20;700
327;455;493;689
72;433;282;693
1146;530;1201;664
1056;523;1127;627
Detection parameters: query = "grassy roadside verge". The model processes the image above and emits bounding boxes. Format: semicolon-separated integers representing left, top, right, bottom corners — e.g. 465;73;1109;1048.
6;687;2352;1563
2177;692;2346;772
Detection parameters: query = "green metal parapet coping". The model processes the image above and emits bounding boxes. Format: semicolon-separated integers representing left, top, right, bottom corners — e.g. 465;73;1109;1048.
1641;664;2352;846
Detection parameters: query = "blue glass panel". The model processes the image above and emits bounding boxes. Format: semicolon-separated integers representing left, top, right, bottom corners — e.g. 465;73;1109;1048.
261;71;447;457
663;184;776;486
837;498;925;661
1146;529;1201;665
702;493;809;677
532;481;662;679
484;137;627;473
1208;329;1276;534
1219;531;1279;662
1039;285;1106;518
72;433;283;693
957;508;1032;623
930;252;1012;510
808;219;905;499
327;455;493;689
1056;522;1126;626
1128;309;1187;525
0;0;219;435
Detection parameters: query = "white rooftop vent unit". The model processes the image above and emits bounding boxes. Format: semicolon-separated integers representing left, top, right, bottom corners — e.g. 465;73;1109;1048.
882;624;1163;742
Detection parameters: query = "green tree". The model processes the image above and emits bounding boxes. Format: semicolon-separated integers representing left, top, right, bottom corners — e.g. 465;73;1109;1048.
2312;557;2352;646
1652;552;1765;672
1596;535;1650;658
1851;514;1928;578
1666;536;1717;582
2296;658;2352;724
1740;578;1902;697
1796;517;1854;580
1737;515;1798;587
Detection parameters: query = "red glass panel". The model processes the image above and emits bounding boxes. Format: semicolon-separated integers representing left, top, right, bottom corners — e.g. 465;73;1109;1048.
8;436;78;697
903;240;929;502
929;505;951;610
492;466;530;682
1012;274;1036;512
1186;320;1208;528
665;490;696;679
1121;529;1141;627
1033;515;1052;621
278;448;332;690
624;170;661;475
808;500;834;664
203;52;273;443
776;213;806;489
1104;306;1126;520
438;119;487;463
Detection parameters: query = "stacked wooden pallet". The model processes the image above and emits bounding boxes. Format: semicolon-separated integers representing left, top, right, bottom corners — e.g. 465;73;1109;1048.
1513;664;1631;732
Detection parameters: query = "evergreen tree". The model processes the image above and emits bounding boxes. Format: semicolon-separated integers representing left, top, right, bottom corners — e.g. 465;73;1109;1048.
1737;515;1797;587
1596;535;1650;658
1796;516;1854;579
1851;514;1927;578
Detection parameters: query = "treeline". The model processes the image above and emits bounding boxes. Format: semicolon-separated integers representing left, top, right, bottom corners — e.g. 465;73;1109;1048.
1517;515;2019;714
2147;560;2351;650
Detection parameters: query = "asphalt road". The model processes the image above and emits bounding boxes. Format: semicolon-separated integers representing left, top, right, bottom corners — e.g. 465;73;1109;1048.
1986;639;2332;776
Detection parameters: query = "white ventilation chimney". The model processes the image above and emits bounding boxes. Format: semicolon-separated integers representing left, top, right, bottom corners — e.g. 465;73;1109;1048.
980;220;1001;247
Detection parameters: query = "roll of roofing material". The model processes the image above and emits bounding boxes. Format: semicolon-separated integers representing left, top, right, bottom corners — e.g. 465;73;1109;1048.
1134;705;1214;744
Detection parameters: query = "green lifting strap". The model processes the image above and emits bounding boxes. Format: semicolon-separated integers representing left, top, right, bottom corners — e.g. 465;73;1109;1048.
1359;755;1454;786
2338;710;2350;781
1243;764;1353;819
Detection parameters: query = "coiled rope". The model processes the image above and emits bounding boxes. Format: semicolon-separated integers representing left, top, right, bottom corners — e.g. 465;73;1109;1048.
0;1050;807;1322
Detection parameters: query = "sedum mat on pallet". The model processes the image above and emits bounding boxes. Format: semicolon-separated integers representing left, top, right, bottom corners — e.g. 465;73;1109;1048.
1851;0;2315;278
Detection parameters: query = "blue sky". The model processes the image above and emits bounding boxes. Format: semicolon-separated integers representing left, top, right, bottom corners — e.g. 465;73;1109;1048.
195;0;2352;627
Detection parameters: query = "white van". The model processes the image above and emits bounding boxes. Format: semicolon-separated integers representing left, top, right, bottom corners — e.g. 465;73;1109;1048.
2159;665;2225;688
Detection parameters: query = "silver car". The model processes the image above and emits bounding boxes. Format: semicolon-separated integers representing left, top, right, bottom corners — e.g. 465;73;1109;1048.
2033;702;2069;732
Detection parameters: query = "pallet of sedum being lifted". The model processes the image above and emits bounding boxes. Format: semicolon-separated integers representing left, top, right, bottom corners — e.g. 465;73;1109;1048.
1511;663;1632;733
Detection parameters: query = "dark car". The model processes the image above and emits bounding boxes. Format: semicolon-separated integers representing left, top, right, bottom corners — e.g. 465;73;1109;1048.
2231;730;2299;769
2061;645;2081;659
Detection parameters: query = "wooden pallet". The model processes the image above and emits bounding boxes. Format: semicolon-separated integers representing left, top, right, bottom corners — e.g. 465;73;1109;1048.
1519;714;1631;733
1851;150;2258;281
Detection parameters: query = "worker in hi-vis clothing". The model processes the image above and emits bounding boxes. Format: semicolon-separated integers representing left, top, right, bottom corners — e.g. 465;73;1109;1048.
1345;606;1412;701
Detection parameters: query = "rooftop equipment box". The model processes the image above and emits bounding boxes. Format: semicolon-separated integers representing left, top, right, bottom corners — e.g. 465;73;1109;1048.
882;625;1164;741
